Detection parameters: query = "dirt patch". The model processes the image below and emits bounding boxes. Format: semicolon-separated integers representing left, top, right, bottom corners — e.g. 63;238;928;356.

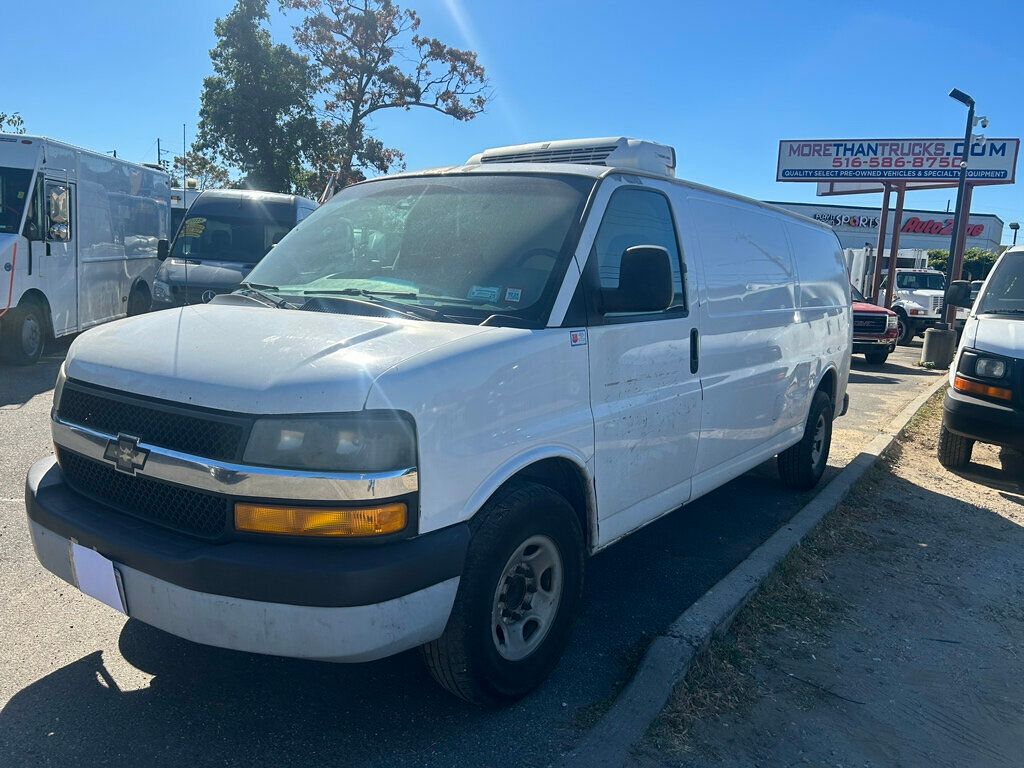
641;392;1024;767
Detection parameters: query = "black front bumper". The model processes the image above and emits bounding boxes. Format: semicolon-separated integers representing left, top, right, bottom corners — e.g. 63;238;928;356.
25;457;469;608
943;390;1024;451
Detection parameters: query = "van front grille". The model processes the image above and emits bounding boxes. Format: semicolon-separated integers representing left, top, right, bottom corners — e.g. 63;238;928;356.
58;383;247;462
59;449;229;539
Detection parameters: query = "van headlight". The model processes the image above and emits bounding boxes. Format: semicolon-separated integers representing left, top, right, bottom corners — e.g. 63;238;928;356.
243;411;416;472
974;357;1007;379
153;280;170;300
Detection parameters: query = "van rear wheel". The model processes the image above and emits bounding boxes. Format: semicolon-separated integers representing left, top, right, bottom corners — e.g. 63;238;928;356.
422;481;584;706
0;301;46;366
778;390;833;490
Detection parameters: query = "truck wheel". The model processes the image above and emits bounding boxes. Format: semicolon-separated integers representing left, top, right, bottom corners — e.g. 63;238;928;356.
896;313;915;346
127;283;151;316
937;424;973;469
865;349;889;365
422;481;584;706
778;390;833;490
0;302;46;366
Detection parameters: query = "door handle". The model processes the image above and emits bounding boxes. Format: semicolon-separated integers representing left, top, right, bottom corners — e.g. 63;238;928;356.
46;242;51;257
690;328;699;374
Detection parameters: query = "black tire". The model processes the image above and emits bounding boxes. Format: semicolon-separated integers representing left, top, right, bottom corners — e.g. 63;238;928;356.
127;283;151;316
937;423;973;469
0;301;46;366
864;349;889;366
896;312;915;346
778;390;833;490
422;481;585;706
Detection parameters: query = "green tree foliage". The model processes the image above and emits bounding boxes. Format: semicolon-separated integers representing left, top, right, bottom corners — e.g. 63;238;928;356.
282;0;489;186
927;247;999;281
197;0;325;192
172;149;231;190
1;111;26;134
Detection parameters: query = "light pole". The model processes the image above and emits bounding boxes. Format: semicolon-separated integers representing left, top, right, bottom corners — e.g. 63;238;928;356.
922;88;979;369
1011;222;1020;246
939;87;975;329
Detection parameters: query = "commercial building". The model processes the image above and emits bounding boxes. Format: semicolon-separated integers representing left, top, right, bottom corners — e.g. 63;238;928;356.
766;201;1003;252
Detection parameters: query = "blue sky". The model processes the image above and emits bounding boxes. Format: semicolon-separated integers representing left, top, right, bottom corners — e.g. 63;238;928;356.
5;0;1024;243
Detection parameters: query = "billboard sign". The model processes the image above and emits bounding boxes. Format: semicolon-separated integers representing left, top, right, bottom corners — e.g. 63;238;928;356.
777;138;1019;183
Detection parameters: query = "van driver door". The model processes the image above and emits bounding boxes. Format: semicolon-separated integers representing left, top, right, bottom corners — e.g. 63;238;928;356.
584;182;702;547
34;179;78;335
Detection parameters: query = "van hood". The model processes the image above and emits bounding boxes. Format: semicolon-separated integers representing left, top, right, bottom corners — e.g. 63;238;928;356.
64;304;490;414
967;315;1024;358
157;258;257;291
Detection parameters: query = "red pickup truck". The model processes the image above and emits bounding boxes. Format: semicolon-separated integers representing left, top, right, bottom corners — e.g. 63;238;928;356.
852;286;899;365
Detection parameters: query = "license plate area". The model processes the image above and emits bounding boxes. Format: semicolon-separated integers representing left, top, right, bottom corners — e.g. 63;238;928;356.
70;542;127;614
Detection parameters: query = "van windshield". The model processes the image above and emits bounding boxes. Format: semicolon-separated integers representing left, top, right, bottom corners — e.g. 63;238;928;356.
246;174;594;323
171;198;297;263
977;251;1024;316
0;167;33;234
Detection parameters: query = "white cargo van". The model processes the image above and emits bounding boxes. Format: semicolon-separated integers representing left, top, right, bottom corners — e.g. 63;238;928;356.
25;138;851;704
0;134;170;364
937;246;1024;467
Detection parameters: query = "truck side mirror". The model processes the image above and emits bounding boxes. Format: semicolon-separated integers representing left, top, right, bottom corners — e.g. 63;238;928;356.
944;280;971;308
601;245;674;314
157;239;169;261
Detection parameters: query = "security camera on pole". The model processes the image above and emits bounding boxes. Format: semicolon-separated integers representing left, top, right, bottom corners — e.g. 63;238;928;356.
921;88;980;369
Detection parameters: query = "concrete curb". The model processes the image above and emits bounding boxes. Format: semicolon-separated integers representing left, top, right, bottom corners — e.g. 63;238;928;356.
563;375;948;768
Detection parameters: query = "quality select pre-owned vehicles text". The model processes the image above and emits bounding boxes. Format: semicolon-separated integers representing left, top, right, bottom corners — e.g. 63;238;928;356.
25;138;852;705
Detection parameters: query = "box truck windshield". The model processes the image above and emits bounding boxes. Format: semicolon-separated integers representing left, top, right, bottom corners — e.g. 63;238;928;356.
0;167;33;234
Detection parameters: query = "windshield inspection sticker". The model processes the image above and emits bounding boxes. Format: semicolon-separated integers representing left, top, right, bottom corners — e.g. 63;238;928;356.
569;329;588;347
505;287;523;303
468;285;501;303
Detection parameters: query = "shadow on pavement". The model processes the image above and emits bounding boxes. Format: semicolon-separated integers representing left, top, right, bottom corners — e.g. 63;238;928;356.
0;339;71;410
954;447;1024;496
0;460;838;768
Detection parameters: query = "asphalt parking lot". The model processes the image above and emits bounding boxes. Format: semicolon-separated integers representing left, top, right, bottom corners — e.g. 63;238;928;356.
0;341;943;767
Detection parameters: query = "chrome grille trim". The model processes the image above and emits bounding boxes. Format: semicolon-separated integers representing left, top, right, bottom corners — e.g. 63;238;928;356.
52;419;418;501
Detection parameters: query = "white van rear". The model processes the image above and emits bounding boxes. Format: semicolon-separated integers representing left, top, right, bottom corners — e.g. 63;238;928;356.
25;138;850;704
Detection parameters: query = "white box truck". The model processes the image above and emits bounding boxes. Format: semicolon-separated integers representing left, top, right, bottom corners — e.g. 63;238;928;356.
25;137;851;704
0;134;170;364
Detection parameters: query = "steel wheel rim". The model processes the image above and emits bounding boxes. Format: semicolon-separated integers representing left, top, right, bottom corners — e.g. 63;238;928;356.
810;413;827;466
21;314;41;357
491;534;563;661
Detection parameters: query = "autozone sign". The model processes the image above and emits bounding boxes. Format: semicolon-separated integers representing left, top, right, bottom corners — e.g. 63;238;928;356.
900;216;984;237
777;138;1019;183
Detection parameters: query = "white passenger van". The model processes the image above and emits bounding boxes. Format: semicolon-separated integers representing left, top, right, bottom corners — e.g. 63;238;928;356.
0;134;170;364
25;138;851;704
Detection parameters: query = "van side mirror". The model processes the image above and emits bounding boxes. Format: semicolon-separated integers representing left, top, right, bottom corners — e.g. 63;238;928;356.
601;246;674;314
944;280;971;308
157;239;169;261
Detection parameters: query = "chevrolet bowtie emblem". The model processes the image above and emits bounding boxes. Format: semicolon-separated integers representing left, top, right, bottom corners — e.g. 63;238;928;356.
103;434;149;475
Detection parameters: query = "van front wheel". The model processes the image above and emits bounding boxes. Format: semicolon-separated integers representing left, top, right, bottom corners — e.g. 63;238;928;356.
422;481;584;706
778;390;833;490
0;302;46;365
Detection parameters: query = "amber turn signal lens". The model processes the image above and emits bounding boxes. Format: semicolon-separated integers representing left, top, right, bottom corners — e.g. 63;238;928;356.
953;375;1012;402
234;502;407;537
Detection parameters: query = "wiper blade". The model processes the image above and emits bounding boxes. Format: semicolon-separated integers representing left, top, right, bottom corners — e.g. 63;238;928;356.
237;282;290;309
982;308;1024;315
303;289;453;322
305;288;418;298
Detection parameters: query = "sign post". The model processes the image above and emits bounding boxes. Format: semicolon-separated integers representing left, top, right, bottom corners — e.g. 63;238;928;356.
870;183;892;299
